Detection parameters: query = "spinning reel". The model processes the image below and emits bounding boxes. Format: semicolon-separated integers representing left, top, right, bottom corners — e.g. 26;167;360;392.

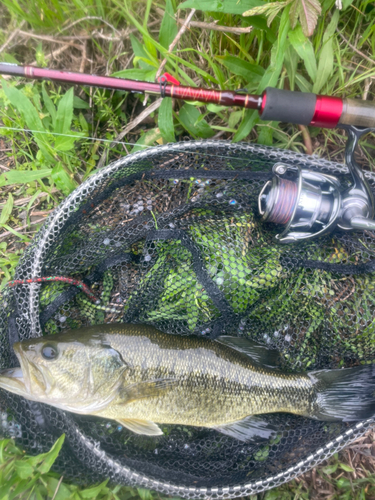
259;126;375;242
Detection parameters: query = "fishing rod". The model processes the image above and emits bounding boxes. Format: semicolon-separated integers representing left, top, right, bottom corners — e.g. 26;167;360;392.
2;62;375;242
1;62;375;130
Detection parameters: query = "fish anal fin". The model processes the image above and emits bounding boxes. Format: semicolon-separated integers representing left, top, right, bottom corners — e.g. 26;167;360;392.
217;336;280;369
121;378;179;404
213;416;277;442
117;418;163;436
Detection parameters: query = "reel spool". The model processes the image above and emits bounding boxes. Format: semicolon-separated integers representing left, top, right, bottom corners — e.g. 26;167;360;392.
259;126;375;242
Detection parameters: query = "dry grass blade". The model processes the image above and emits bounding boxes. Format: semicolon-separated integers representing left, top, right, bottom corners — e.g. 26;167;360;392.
0;20;25;55
177;19;252;35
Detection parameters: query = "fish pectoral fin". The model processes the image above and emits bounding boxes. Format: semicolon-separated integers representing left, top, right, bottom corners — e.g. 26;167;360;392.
216;336;281;369
213;416;278;443
120;378;179;404
116;418;164;436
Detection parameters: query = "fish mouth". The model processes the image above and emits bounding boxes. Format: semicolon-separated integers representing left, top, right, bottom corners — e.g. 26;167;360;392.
0;366;28;397
0;343;32;398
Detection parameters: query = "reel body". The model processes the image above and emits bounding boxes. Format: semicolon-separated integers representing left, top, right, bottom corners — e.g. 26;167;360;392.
259;126;375;242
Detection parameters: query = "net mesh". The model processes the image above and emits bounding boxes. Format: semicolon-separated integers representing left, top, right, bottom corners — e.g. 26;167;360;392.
0;140;374;498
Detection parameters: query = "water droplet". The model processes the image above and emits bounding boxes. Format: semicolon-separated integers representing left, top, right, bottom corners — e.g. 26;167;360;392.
184;444;190;449
103;238;110;245
274;330;279;337
138;195;143;200
169;223;175;229
229;199;237;205
191;196;198;202
115;242;121;247
285;334;291;342
138;206;144;211
117;425;123;432
147;206;152;210
263;334;270;344
144;254;152;262
173;179;179;184
59;316;66;323
239;325;244;331
154;449;159;454
116;297;123;303
106;423;111;428
198;188;205;194
216;277;224;285
205;179;211;185
216;192;223;198
195;179;201;185
95;299;101;305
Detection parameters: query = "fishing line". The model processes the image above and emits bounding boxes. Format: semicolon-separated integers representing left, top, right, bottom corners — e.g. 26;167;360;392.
0;125;280;163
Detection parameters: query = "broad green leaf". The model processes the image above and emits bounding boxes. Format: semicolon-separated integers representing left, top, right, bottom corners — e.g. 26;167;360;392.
3;169;52;186
46;477;73;500
342;0;354;8
131;128;163;152
80;480;109;498
258;6;290;91
233;110;259;142
42;84;57;129
322;462;339;474
0;193;13;225
289;0;321;37
228;111;243;129
14;460;34;479
55;88;73;135
160;0;178;49
1;80;54;161
312;10;339;93
111;68;157;82
137;488;154;500
257;124;274;145
234;7;290;141
55;133;82;152
178;104;215;139
158;98;175;143
339;462;355;472
73;96;90;109
51;163;77;196
288;25;317;81
129;34;155;69
284;42;299;90
295;72;313;92
37;434;65;474
179;0;264;15
216;55;264;82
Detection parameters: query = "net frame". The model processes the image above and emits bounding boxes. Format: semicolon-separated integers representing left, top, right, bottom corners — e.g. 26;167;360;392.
1;139;374;498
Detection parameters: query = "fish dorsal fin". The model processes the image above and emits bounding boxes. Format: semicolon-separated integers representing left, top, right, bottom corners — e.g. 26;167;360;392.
116;418;163;436
213;415;277;442
121;378;179;403
217;336;280;368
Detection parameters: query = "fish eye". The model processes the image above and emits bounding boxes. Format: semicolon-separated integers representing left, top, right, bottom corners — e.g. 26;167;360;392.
41;344;59;361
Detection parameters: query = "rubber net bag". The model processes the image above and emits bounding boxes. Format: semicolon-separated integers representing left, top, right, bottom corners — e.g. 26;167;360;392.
0;141;374;498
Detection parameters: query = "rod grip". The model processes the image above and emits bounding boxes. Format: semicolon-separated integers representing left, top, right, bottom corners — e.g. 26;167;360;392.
260;87;316;125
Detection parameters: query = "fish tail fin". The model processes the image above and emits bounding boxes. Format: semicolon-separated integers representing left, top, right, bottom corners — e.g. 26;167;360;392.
311;364;375;422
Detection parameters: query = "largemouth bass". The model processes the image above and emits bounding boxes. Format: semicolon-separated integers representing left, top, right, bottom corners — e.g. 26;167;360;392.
0;323;374;442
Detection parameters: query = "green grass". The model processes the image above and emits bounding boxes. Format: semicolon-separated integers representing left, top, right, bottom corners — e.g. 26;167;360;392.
1;0;375;497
